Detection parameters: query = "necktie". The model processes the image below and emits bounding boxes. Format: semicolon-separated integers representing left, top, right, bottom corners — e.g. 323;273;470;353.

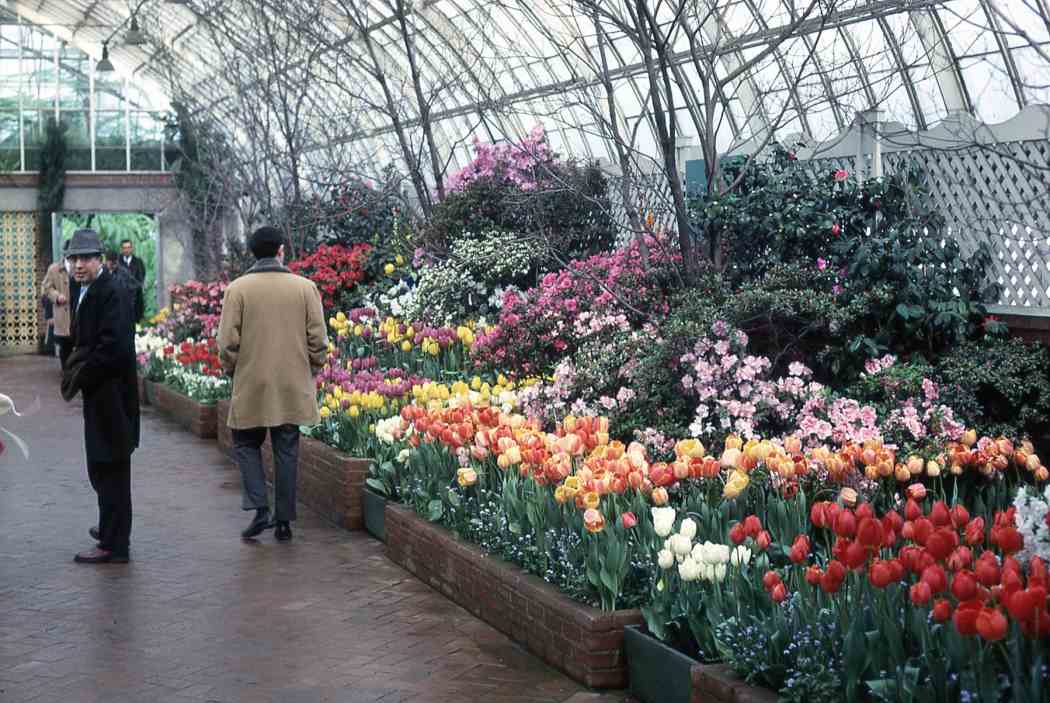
78;286;88;309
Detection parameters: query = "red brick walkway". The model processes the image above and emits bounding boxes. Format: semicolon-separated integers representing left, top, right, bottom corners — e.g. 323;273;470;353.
0;356;631;703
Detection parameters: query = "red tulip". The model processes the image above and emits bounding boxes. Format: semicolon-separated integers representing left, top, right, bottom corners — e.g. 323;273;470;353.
926;528;958;562
906;483;927;501
845;540;868;570
976;607;1008;641
742;515;762;539
728;522;746;545
994;527;1024;555
857;517;884;549
901;521;916;540
771;582;788;603
856;503;875;520
953;600;982;636
951;571;979;602
921;564;948;594
905;498;923;522
965;517;986;545
947;546;973;572
974;552;1001;587
763;570;781;590
826;559;846;584
882;510;904;536
951;505;970;529
1006;588;1040;622
621;512;638;529
755;530;772;551
913;518;935;546
1029;556;1048;588
820;571;843;594
805;566;823;585
833;537;850;563
869;560;895;588
810;501;830;528
932;598;952;622
834;509;857;538
929;501;952;527
900;545;923;573
910;581;933;605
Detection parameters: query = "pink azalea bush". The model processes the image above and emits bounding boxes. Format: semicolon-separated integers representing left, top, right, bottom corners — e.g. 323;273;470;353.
445;125;554;193
472;237;674;375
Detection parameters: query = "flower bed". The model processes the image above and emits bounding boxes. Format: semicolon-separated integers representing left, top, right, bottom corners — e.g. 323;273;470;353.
385;503;643;688
150;381;217;439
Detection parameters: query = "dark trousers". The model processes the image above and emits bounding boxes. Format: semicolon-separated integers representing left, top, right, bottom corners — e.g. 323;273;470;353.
232;425;299;522
56;336;71;368
87;458;132;556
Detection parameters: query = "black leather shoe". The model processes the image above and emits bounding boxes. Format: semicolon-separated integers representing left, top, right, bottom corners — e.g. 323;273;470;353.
274;521;292;542
74;548;129;564
89;526;100;541
241;509;273;539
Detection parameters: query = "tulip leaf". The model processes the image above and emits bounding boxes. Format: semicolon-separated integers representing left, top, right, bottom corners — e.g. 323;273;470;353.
447;489;461;507
365;478;388;496
427;499;443;522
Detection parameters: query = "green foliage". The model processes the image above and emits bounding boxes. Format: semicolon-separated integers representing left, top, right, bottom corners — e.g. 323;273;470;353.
423;161;616;261
62;213;158;318
936;337;1050;455
313;170;406;249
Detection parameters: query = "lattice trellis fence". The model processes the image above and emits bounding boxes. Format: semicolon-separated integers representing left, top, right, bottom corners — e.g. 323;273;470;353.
0;211;40;353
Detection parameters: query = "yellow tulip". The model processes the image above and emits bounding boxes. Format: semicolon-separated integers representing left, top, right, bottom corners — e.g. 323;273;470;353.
319;406;331;418
384;263;395;275
471;376;482;391
349;405;360;418
395;254;405;266
401;340;412;352
722;470;750;499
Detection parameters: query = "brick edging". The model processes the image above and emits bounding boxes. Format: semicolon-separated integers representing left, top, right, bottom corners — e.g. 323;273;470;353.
690;663;778;703
149;381;218;439
384;503;642;688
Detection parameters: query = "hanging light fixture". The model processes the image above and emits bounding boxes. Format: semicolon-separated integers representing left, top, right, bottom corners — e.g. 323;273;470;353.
96;42;115;72
125;15;146;46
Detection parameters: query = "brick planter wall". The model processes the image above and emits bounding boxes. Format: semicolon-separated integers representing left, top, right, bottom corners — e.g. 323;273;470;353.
384;503;643;689
136;374;149;405
150;382;217;439
216;398;233;460
260;434;368;530
690;663;777;703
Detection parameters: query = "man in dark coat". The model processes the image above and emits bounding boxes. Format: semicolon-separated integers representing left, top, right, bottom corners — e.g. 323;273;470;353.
106;250;145;322
118;240;147;322
65;229;140;564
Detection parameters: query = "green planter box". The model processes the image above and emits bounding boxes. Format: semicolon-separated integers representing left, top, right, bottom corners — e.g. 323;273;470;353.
625;625;697;703
362;487;387;542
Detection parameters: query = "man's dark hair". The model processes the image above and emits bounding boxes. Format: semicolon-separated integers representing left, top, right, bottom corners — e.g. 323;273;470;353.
120;239;133;247
249;226;285;259
105;250;119;263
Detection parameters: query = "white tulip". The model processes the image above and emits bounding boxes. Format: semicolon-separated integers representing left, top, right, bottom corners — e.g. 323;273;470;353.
712;563;728;582
678;557;701;582
679;518;698;540
652;507;677;538
669;533;693;557
730;546;752;566
657;549;675;570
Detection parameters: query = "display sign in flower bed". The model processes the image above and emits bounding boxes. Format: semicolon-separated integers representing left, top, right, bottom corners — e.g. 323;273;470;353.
362;487;387;541
260;433;369;530
385;503;643;688
150;381;217;439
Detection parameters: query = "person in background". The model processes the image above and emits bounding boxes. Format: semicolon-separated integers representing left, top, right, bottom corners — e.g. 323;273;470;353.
63;229;139;564
118;239;146;287
41;239;72;367
106;251;145;322
217;226;328;542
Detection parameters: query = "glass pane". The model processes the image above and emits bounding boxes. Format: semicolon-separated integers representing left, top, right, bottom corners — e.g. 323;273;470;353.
57;50;90;109
95;110;126;171
62;110;90;170
130;111;161;170
0;111;18;170
21;109;41;170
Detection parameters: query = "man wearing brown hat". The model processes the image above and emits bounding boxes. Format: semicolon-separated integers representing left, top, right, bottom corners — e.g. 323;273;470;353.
217;226;328;542
63;228;139;563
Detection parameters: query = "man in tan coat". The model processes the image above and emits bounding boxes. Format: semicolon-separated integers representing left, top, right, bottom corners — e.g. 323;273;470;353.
41;240;72;367
217;226;328;542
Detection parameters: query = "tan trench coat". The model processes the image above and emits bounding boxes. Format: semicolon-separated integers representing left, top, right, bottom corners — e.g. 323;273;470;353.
41;262;71;337
217;262;329;430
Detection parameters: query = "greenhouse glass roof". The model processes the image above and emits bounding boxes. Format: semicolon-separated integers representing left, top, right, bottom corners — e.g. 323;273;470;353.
3;0;1049;173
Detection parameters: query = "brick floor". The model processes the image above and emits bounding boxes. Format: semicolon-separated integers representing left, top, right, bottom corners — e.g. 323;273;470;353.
0;356;632;703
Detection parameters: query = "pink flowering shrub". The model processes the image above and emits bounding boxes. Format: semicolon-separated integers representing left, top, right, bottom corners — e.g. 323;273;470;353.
445;124;553;193
471;237;674;375
157;280;228;342
680;320;825;443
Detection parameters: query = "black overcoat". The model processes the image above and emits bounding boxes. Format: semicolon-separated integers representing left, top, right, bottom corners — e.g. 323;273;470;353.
70;269;140;462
